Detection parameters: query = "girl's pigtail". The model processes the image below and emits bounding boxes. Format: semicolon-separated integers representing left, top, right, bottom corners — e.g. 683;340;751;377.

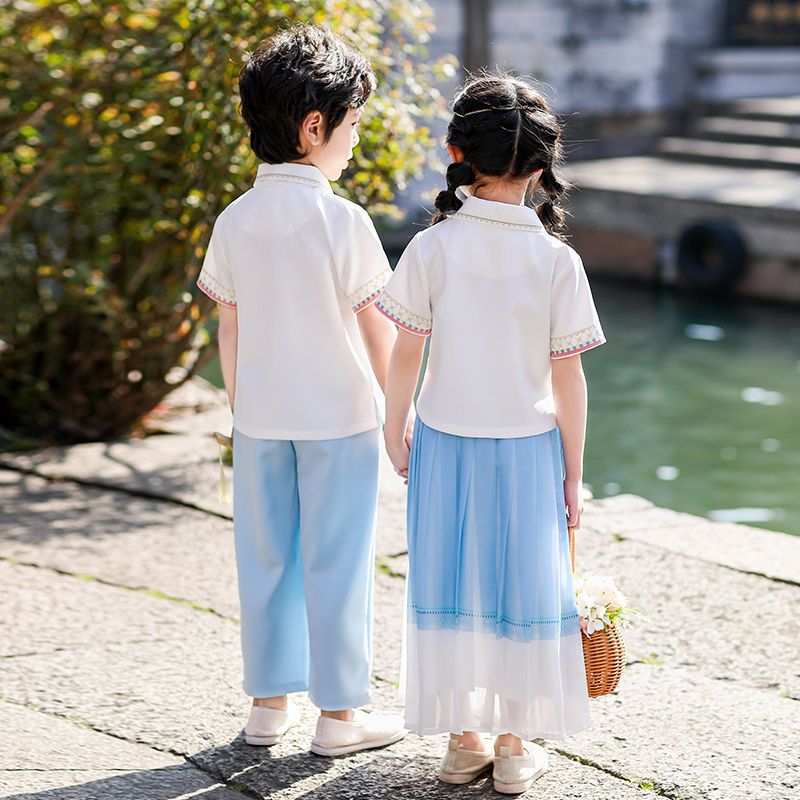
536;166;570;241
432;161;476;225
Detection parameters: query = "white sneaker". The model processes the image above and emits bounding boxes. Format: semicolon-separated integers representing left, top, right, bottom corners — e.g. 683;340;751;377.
492;742;548;794
438;738;494;784
244;701;299;746
310;709;406;756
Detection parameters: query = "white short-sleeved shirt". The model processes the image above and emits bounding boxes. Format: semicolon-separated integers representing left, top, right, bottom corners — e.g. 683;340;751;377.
197;162;391;440
376;193;605;438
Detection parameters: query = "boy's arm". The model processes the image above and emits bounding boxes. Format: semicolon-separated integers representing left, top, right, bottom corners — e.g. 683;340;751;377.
384;330;426;479
218;305;238;413
357;302;397;393
552;354;588;529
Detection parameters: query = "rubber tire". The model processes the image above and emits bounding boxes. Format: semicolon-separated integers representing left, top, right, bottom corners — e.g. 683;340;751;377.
676;220;748;291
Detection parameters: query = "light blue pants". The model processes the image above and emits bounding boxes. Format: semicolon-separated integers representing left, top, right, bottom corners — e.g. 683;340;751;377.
232;427;379;710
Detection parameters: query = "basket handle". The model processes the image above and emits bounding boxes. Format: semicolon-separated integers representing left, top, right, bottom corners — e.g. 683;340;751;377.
568;525;576;572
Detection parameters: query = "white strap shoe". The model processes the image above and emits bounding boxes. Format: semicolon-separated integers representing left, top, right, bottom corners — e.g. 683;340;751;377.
493;742;548;794
244;701;299;746
438;738;494;784
310;709;406;756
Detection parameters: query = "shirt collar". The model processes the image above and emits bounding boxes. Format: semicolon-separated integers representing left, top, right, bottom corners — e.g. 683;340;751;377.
455;189;543;231
254;162;333;194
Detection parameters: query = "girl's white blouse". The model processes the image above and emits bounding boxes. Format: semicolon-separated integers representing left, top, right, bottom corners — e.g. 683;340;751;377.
197;163;391;440
377;193;606;438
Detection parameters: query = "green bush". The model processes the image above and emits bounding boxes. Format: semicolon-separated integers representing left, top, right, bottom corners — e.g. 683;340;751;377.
0;0;454;445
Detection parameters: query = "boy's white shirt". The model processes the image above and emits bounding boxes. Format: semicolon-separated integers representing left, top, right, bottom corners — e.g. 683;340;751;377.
377;190;606;439
197;162;391;440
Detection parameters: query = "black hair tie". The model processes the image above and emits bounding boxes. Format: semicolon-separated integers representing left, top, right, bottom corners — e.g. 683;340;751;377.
445;160;476;192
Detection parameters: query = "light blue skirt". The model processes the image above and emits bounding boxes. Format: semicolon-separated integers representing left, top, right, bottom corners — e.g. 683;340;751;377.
402;420;591;739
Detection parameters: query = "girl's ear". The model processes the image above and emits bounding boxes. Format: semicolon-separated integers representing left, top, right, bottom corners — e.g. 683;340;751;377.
300;110;325;148
447;144;465;163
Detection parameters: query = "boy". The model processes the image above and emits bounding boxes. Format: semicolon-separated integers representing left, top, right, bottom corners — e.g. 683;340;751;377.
196;25;404;755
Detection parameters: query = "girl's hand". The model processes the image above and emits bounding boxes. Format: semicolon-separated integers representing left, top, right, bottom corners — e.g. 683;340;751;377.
385;432;410;483
404;417;414;450
564;478;584;529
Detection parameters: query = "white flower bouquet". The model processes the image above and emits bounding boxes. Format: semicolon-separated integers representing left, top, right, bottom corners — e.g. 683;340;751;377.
574;571;643;638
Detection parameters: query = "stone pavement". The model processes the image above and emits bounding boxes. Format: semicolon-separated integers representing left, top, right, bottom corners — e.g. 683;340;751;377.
1;379;798;800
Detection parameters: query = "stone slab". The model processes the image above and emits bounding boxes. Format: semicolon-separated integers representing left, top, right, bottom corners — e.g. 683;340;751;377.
0;471;240;621
565;157;800;212
562;663;800;800
0;560;236;660
0;434;230;519
587;494;800;586
0;703;241;799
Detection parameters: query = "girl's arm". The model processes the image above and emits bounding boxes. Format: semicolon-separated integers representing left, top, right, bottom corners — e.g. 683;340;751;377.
384;330;426;479
552;354;588;529
218;305;238;413
356;302;397;392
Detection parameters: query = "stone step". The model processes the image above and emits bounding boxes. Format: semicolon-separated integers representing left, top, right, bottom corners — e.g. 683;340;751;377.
730;95;800;122
657;136;800;170
693;50;800;103
692;115;800;147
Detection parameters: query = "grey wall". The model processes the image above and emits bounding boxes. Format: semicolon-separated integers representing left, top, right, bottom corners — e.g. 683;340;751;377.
426;0;728;116
488;0;724;115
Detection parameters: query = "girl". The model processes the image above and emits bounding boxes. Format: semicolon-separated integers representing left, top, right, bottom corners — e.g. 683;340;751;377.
377;72;605;793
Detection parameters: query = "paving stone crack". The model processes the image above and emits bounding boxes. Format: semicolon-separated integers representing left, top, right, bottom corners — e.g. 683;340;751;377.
0;463;233;521
0;767;141;773
0;555;238;624
0;698;253;797
183;754;261;799
0;696;187;759
550;747;684;798
0;638;186;661
603;530;800;588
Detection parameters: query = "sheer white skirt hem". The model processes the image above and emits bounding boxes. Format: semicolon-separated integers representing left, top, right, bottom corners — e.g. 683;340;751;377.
402;627;592;741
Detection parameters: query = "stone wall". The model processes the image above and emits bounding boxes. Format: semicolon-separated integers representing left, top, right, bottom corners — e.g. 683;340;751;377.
424;0;727;158
487;0;724;116
426;0;727;115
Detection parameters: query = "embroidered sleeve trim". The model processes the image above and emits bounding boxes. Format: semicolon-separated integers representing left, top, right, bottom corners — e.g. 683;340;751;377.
197;269;236;308
550;324;605;358
350;268;392;312
375;292;432;337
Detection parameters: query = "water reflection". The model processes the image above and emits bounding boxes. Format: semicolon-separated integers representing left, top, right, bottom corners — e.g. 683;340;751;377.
585;281;800;536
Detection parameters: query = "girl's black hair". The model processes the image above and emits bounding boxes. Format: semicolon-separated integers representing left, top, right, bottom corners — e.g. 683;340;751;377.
432;72;570;240
239;25;375;164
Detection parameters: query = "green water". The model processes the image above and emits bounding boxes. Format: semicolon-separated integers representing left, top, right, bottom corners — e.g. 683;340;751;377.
201;280;800;536
583;281;799;536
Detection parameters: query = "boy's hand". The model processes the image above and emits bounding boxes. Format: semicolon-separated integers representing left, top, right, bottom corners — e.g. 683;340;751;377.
564;478;584;529
385;432;410;483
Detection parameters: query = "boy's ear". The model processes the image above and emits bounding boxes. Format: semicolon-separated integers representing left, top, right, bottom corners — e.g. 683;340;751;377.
447;144;465;163
301;110;325;147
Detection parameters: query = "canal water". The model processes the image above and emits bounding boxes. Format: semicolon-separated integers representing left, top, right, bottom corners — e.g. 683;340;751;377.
201;279;800;536
583;280;799;536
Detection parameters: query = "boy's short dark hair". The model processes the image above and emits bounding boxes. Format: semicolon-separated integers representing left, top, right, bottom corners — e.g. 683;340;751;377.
239;25;375;164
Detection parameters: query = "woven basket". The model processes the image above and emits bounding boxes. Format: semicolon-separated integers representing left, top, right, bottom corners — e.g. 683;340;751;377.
569;526;626;698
